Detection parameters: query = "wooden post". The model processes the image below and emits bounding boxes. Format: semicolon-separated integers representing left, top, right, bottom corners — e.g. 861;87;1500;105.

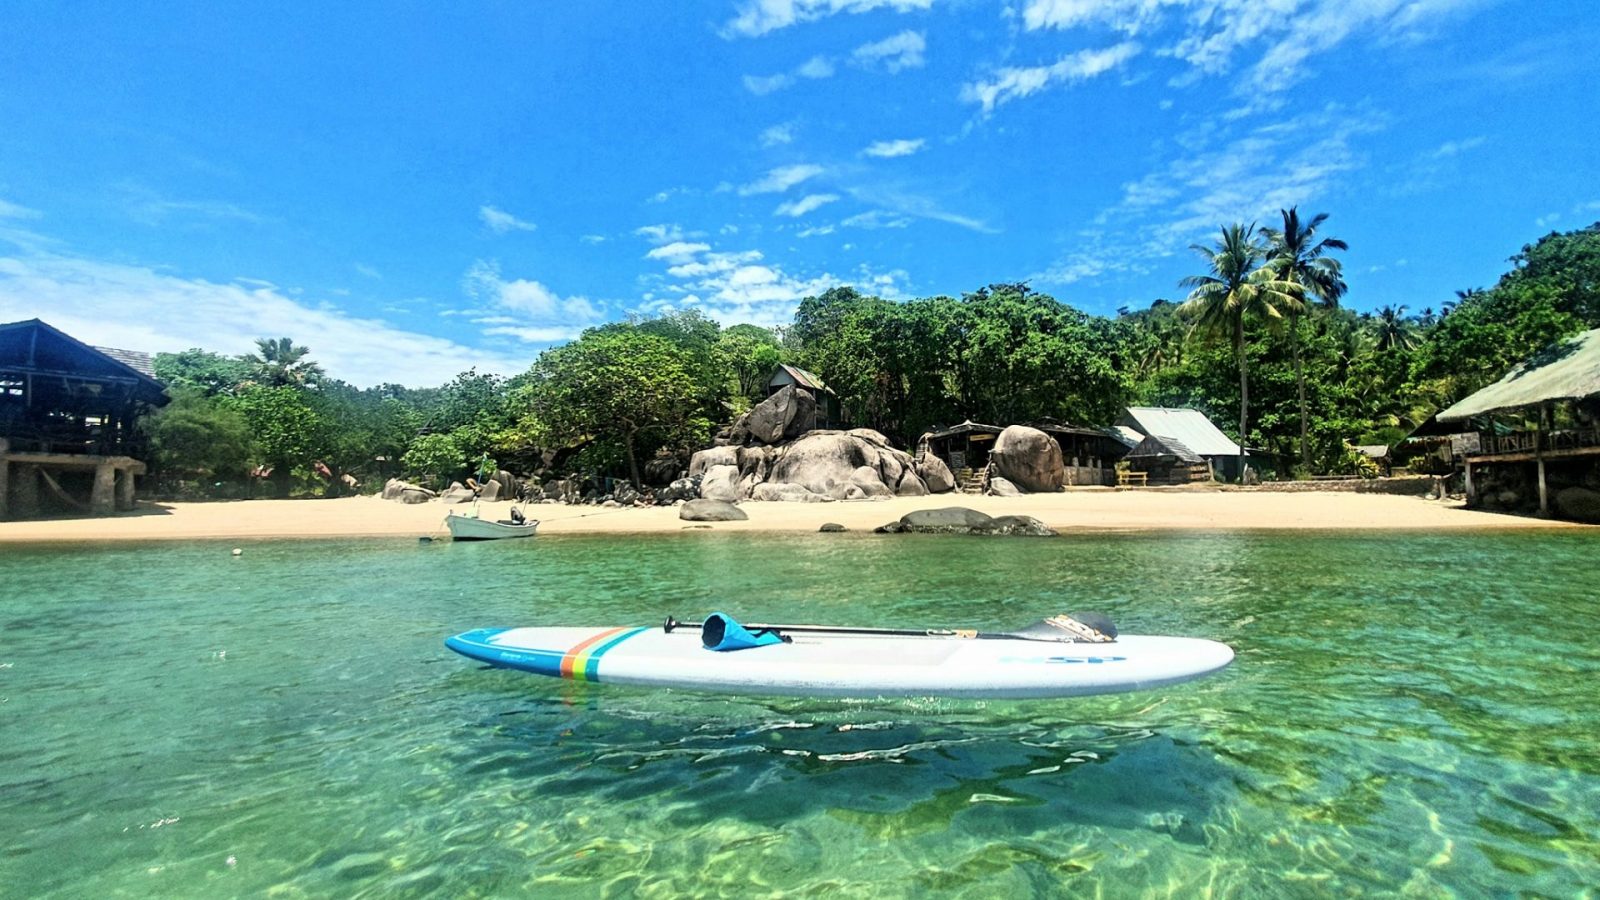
116;465;137;511
1536;401;1550;516
1464;460;1475;505
14;464;40;518
90;461;116;515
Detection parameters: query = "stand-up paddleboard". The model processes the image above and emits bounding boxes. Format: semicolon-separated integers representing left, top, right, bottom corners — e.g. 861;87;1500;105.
444;615;1234;699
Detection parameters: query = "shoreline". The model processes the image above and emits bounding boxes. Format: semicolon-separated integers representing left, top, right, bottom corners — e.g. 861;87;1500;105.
0;489;1585;543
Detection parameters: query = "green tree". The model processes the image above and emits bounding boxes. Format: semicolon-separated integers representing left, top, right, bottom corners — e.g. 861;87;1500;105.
401;433;466;488
1180;223;1301;475
153;349;255;397
1371;305;1418;353
514;328;709;488
1263;207;1347;472
226;384;325;496
144;389;255;489
250;337;325;388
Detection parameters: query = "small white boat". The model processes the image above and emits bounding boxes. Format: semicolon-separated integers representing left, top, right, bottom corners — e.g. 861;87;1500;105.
445;508;539;541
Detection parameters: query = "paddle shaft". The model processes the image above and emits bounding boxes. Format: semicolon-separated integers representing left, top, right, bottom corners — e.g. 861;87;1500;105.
663;617;1085;643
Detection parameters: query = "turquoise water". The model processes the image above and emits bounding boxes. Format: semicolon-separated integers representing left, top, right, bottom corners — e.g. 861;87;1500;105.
3;531;1599;897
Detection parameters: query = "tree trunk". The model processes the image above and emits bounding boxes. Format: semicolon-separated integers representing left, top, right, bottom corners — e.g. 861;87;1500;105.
1235;316;1249;483
623;427;642;490
1292;315;1310;473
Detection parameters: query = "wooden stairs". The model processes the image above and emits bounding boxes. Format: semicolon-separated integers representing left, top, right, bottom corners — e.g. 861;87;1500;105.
957;464;989;494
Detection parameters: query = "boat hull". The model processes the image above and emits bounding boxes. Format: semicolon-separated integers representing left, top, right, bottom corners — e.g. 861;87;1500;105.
445;515;538;541
444;625;1234;699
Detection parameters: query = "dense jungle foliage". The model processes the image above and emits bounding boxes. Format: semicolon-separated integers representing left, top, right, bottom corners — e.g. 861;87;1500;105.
143;220;1600;495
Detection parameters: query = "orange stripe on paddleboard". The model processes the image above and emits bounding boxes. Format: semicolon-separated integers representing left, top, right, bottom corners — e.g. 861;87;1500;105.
560;627;630;679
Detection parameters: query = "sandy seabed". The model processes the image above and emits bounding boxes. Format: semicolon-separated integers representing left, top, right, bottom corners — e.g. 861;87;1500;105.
0;488;1581;543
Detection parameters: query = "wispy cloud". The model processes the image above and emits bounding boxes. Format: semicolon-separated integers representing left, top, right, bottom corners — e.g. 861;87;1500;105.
723;0;934;39
354;263;381;279
1431;135;1486;158
119;185;266;227
463;259;601;343
845;184;993;232
760;122;798;146
739;164;826;195
0;244;529;385
852;30;926;72
645;241;713;262
479;205;536;233
863;138;925;158
0;198;41;219
634;223;697;244
962;42;1141;114
774;193;839;217
744;54;836;95
841;210;912;229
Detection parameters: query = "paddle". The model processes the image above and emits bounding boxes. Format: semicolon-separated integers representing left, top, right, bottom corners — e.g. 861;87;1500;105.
662;613;1117;644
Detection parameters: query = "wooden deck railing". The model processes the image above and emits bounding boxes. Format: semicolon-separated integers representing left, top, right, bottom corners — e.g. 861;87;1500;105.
1473;427;1600;457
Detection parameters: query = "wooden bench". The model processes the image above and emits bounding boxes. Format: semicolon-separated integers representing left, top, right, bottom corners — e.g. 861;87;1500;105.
1117;470;1148;487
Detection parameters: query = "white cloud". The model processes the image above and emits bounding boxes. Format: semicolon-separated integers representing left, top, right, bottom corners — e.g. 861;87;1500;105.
845;184;993;232
645;241;713;262
580;234;607;244
354;263;381;279
1021;0;1485;96
1535;212;1560;229
797;225;836;237
479;205;536;233
745;55;836;94
463;259;601;343
634;223;693;244
0;247;531;386
774;193;840;217
0;198;41;219
962;42;1141;114
1430;136;1486;158
723;0;934;38
852;30;926;72
863;138;925;158
760;123;798;146
739;164;826;195
841;210;912;229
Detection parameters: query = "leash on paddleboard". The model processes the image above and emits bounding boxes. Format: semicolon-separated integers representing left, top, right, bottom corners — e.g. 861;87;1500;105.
660;613;1116;644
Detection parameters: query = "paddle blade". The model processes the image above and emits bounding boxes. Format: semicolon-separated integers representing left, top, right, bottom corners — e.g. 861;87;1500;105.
1015;614;1117;643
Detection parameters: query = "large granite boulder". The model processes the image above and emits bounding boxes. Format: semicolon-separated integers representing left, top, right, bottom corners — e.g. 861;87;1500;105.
700;464;743;502
874;506;1056;536
751;482;831;502
734;384;818;445
643;456;681;486
987;475;1022;497
680;499;749;522
989;425;1064;492
399;487;434;504
1556;486;1600;523
689;446;739;478
845;465;893;499
439;483;475;504
658;475;700;504
915;455;955;493
766;430;929;498
382;478;427;501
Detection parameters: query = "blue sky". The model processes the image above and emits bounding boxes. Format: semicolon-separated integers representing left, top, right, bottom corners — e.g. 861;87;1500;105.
1;1;1595;386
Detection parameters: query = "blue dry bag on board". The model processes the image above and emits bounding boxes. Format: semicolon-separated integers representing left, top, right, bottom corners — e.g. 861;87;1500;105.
701;612;787;652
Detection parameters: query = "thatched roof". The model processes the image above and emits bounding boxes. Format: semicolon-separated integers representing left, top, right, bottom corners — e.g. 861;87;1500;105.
1437;327;1600;421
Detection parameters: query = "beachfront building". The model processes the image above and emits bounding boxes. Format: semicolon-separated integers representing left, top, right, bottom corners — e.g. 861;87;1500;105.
1435;326;1600;521
920;420;1001;493
767;364;841;431
1114;406;1244;481
1120;434;1215;485
0;319;168;519
1033;420;1130;486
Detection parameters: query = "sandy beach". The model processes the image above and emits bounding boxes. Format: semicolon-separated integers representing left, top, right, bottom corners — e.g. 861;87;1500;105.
0;488;1581;542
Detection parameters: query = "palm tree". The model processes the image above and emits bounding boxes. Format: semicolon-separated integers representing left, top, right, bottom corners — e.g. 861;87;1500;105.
1180;223;1302;478
1262;207;1347;472
251;337;324;387
1371;305;1418;353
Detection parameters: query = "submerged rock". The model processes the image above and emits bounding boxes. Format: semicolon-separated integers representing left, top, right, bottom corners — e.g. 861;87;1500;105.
1556;486;1600;523
819;522;847;532
875;506;1056;536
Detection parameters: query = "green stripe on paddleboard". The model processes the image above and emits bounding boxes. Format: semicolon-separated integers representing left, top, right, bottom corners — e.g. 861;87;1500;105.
580;627;650;682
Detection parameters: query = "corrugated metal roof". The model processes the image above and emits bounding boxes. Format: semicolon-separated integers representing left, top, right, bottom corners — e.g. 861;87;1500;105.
771;363;832;394
1436;327;1600;421
1110;425;1144;447
93;346;158;380
1118;407;1242;457
1125;434;1205;463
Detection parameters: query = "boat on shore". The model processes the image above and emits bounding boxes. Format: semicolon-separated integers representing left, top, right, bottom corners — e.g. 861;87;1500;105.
445;614;1234;699
445;507;539;541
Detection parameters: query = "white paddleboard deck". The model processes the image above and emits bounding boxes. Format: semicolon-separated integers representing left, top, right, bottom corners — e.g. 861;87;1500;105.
445;625;1234;699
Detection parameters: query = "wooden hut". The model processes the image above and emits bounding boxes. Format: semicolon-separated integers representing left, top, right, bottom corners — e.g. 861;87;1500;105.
1116;407;1247;481
1;319;168;519
1435;326;1600;519
767;364;841;430
919;420;1002;493
1121;434;1213;485
1033;421;1130;486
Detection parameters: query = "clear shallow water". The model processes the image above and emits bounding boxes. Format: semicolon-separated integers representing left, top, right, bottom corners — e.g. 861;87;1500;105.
2;531;1598;897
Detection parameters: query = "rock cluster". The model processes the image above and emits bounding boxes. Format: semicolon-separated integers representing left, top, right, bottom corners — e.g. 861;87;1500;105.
874;506;1057;536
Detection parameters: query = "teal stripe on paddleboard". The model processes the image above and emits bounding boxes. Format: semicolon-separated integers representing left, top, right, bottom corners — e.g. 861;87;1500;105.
582;627;649;682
